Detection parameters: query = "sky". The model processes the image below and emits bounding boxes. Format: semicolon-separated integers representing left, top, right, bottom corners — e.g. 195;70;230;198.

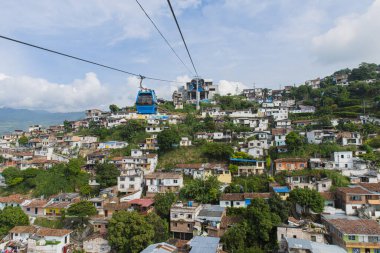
0;0;379;112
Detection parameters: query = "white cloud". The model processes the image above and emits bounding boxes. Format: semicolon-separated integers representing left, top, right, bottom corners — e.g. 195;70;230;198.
312;0;380;63
217;80;248;96
0;72;111;112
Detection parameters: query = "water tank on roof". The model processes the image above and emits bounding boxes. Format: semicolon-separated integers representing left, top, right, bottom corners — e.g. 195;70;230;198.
188;201;193;207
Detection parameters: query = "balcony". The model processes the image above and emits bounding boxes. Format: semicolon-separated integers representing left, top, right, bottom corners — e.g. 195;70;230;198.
346;242;380;248
368;199;380;205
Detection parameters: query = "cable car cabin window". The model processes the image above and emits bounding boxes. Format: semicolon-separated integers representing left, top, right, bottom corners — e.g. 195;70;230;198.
137;94;153;105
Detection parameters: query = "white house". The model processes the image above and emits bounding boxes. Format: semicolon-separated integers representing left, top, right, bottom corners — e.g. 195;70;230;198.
9;226;72;253
180;137;192;147
98;141;128;149
333;151;354;169
118;169;143;194
145;126;163;133
144;172;183;197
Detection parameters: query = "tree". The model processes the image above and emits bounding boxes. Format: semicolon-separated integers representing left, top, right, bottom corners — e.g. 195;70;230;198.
244;198;281;248
153;192;177;219
0;206;29;236
108;211;154;253
228;164;238;174
201;143;233;161
265;157;272;170
268;194;290;222
67;201;97;218
95;163;120;188
18;135;29;146
109;104;120;113
180;176;221;203
289;188;324;213
286;132;303;152
222;223;248;252
157;129;180;152
203;113;216;131
145;212;169;243
63;120;72;133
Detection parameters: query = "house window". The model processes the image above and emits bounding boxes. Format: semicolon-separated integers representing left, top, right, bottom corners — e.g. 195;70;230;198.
187;214;192;219
300;163;305;168
26;208;30;212
174;180;178;184
119;177;125;181
120;184;125;189
369;236;379;243
348;235;356;240
350;195;361;201
352;249;360;253
311;236;316;242
374;249;380;253
236;202;240;206
225;202;229;205
130;177;135;182
341;155;344;158
322;184;326;187
293;235;297;238
173;223;177;227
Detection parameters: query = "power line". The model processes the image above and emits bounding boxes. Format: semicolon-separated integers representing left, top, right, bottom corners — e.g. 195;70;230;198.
166;0;199;77
0;34;185;84
135;0;193;75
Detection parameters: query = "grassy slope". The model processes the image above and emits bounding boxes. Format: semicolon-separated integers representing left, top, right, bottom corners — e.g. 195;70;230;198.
157;147;208;169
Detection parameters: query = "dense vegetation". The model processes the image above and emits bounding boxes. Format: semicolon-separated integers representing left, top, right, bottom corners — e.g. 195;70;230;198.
0;206;29;236
285;63;380;118
1;158;89;197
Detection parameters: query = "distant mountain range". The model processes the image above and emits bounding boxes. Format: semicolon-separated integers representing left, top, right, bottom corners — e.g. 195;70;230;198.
0;108;84;134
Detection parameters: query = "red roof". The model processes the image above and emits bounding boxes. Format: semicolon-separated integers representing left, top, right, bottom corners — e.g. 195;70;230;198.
128;198;154;207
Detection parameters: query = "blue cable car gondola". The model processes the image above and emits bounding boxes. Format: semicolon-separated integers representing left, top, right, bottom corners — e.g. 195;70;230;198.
135;76;158;114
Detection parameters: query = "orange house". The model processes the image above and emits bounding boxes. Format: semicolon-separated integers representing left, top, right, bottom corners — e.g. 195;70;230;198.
274;158;308;173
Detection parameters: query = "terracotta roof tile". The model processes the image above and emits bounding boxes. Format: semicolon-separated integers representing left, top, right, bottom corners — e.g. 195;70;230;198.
24;199;48;208
220;193;244;201
274;158;308;163
336;187;371;195
320;192;335;200
328;219;380;235
9;226;36;234
36;228;72;237
128;198;154;207
359;183;380;193
0;194;28;204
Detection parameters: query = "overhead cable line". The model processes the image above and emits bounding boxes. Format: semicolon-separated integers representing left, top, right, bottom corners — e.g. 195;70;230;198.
0;35;185;84
135;0;194;75
166;0;199;77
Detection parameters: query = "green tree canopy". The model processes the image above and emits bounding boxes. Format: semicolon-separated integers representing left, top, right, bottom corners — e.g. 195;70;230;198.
108;211;154;253
157;129;180;152
286;132;303;152
222;223;248;253
268;194;290;222
95;163;120;188
0;206;29;236
144;212;169;243
201;142;233;161
180;176;221;203
18;135;29;146
289;188;324;213
153;192;177;219
67;200;97;218
109;104;120;113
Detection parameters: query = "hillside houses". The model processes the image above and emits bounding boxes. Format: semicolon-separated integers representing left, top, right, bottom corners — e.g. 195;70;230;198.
1;75;380;253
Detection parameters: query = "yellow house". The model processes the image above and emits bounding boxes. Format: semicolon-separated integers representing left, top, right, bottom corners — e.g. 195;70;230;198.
44;202;71;216
193;165;232;184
